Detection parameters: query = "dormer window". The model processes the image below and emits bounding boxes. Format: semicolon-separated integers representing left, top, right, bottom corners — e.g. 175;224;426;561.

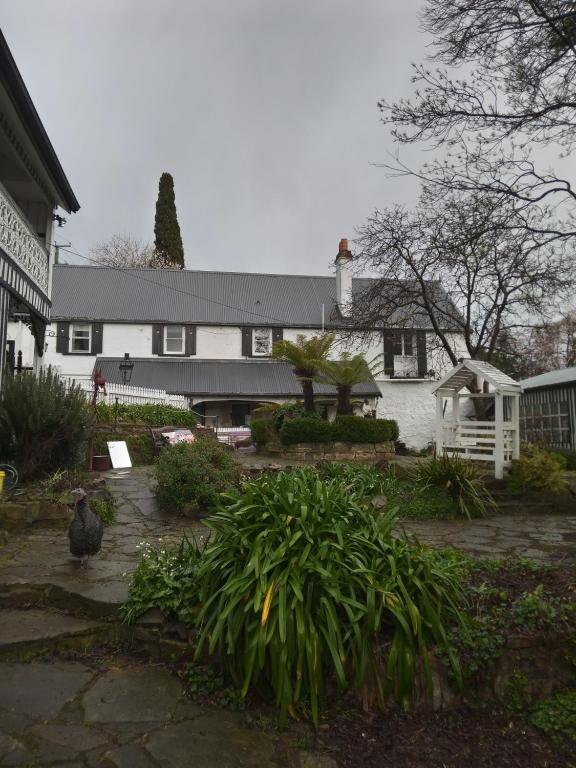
252;328;272;356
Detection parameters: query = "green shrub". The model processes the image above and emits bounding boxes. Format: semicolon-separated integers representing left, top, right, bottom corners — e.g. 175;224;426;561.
196;468;464;725
122;536;204;625
532;691;576;746
155;437;241;515
95;401;196;429
90;494;117;525
508;445;568;492
414;454;496;519
250;419;275;446
279;417;333;445
0;367;92;479
330;416;399;443
272;402;321;432
94;432;155;466
315;461;398;497
549;447;576;471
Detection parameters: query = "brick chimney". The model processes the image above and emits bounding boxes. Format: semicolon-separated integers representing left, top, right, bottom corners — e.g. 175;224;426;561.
335;237;353;314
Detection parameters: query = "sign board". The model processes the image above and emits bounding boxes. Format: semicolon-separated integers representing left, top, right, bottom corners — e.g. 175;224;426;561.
107;441;132;469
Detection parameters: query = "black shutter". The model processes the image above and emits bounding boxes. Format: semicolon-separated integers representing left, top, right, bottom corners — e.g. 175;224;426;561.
152;324;164;355
91;323;103;355
272;328;283;345
185;325;196;356
56;322;70;354
383;330;396;378
416;331;427;378
241;327;252;357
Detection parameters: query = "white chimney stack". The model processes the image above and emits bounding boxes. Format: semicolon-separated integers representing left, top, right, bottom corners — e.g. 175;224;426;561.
335;237;353;315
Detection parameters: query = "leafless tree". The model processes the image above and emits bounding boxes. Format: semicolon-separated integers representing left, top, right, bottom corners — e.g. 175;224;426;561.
350;187;574;370
379;0;576;213
89;234;174;269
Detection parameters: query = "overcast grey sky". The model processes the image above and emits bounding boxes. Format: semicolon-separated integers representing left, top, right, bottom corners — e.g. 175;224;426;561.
1;1;426;274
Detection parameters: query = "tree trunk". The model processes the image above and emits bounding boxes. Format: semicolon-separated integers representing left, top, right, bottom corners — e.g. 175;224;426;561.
300;378;315;412
336;385;353;416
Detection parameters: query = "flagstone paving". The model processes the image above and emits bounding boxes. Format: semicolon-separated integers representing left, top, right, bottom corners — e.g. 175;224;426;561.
0;468;206;615
0;465;575;766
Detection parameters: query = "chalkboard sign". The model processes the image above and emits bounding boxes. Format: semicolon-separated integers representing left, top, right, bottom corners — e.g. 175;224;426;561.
107;441;132;469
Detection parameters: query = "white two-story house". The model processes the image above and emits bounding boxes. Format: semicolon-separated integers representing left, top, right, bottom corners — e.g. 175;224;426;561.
0;29;79;386
29;239;464;448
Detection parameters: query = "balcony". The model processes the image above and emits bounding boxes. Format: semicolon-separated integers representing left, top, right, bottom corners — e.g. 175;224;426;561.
0;180;49;297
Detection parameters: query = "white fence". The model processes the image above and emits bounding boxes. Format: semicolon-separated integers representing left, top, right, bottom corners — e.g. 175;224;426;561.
61;376;189;409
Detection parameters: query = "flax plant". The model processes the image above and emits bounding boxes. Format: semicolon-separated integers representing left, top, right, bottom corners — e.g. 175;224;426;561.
195;469;464;725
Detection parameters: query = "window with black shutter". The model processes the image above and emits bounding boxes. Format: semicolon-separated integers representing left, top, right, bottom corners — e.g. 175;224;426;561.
152;324;196;356
383;329;428;378
55;321;103;356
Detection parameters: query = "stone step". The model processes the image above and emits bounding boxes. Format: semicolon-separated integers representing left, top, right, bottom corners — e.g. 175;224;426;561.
0;608;117;660
0;579;128;620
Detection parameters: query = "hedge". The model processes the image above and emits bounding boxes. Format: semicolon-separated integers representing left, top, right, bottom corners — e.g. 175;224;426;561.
250;419;275;445
280;417;333;445
94;432;155;466
331;416;399;443
95;402;196;429
279;416;399;446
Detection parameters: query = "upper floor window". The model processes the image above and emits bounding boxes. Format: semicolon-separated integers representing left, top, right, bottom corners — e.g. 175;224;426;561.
56;321;103;356
164;325;185;355
71;323;92;353
384;329;428;379
241;326;283;357
393;332;418;378
253;328;272;356
152;324;196;356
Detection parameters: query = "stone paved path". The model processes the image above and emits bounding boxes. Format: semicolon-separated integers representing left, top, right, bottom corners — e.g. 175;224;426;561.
0;468;206;613
401;513;576;563
0;661;280;767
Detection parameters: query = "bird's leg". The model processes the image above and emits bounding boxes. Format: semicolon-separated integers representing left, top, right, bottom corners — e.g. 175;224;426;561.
82;556;89;569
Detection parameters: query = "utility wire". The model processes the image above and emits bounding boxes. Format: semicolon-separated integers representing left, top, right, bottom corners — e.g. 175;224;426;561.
0;220;325;326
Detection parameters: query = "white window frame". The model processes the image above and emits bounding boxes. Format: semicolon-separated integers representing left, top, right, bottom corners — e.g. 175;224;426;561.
393;332;419;378
164;325;185;355
252;328;272;356
70;323;92;354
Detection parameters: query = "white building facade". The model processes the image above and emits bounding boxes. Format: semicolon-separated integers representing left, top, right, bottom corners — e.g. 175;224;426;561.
13;241;465;448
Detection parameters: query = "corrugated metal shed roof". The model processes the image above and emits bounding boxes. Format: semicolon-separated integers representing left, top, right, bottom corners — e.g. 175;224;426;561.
94;357;382;398
519;367;576;390
51;265;461;330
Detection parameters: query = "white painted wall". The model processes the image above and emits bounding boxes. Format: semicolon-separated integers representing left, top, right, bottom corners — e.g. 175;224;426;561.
6;320;36;368
196;326;242;358
376;380;436;449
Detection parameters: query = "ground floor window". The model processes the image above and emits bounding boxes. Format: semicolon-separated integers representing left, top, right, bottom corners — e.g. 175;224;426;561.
520;398;571;447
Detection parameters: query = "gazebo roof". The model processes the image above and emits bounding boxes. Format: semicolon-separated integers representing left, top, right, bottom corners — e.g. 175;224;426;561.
431;359;521;395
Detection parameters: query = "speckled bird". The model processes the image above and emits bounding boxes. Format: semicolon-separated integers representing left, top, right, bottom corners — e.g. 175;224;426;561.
68;488;104;567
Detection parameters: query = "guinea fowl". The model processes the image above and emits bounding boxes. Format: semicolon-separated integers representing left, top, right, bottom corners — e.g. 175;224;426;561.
68;488;104;567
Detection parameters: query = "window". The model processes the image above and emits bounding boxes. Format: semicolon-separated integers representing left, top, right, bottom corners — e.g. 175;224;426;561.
393;332;418;378
252;328;272;356
520;397;571;448
71;323;91;353
164;325;185;355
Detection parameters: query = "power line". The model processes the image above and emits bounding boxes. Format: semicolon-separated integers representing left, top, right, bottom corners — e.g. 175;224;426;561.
0;220;319;326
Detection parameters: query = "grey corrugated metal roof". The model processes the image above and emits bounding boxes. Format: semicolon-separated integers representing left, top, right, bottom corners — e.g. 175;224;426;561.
51;265;461;330
94;357;381;398
519;367;576;390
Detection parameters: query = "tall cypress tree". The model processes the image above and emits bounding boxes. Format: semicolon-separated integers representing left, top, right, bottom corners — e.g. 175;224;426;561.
154;172;185;268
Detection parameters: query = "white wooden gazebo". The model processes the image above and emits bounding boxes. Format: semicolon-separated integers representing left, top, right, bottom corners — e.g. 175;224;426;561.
431;359;522;479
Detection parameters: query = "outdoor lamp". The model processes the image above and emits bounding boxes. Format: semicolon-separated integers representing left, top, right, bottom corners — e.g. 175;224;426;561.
119;352;134;385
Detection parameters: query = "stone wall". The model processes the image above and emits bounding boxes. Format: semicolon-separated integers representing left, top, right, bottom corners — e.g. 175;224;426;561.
265;441;395;462
0;496;71;533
